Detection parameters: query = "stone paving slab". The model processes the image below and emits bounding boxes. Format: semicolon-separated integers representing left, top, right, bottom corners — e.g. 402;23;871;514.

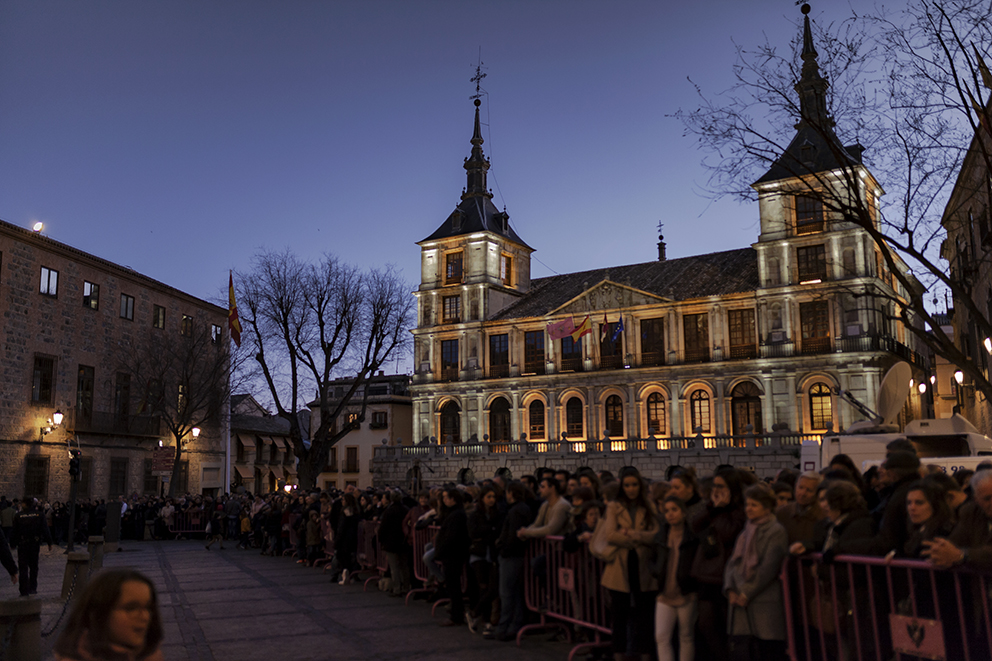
18;540;580;661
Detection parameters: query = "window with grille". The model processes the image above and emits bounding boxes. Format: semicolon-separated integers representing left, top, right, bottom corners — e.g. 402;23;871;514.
32;356;55;404
211;324;222;344
442;295;461;323
77;365;94;419
683;314;709;362
40;267;58;297
445;252;463;284
640;318;665;366
605;395;624;437
795;195;824;234
647;392;666;436
524;331;545;374
797;245;826;281
440;340;458;380
809;383;833;430
153;305;166;329
561;335;582;370
120;294;134;320
800;301;830;353
690;390;711;433
83;282;99;309
24;456;49;499
109;457;128;497
345;447;359;473
728;309;757;359
371;411;388;429
529;400;545;440
489;334;509;377
181;314;193;336
565;398;583;438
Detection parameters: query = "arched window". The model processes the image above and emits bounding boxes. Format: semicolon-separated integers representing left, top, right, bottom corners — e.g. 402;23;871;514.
731;382;763;435
529;400;545;440
605;395;624;437
689;390;711;433
489;398;511;442
565;398;584;438
809;383;833;431
440;401;461;444
646;392;666;435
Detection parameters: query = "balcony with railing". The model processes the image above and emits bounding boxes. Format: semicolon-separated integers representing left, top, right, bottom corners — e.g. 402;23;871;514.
439;367;459;382
641;351;665;367
801;336;832;354
560;357;582;372
523;361;546;375
728;343;758;360
684;347;710;363
599;355;624;370
488;364;510;379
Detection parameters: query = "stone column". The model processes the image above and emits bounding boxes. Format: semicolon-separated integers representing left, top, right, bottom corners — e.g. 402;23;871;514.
0;598;41;661
62;551;90;601
510;390;521;441
87;536;105;571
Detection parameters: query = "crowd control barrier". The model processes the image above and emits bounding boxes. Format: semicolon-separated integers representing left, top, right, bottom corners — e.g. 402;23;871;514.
315;519;335;570
783;553;992;661
406;525;437;606
355;521;381;588
167;511;207;537
521;536;612;660
282;513;300;557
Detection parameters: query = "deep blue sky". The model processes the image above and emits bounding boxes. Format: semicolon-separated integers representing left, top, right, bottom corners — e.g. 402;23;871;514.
0;1;857;305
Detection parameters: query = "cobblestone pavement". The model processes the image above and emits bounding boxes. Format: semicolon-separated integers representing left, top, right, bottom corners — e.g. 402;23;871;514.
20;540;579;661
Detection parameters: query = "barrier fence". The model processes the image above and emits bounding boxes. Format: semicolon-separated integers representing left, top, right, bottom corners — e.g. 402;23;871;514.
167;511;207;536
783;553;992;661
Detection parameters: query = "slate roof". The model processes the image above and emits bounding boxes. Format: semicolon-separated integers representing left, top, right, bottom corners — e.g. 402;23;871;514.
490;247;759;321
419;194;531;249
753;126;862;185
231;414;291;436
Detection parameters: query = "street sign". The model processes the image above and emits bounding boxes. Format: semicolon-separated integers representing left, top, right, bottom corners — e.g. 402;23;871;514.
152;447;173;476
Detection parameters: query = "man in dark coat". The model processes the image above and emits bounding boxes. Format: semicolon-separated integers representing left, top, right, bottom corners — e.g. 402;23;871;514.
378;491;410;596
849;451;920;556
11;498;52;596
494;481;533;641
433;488;469;626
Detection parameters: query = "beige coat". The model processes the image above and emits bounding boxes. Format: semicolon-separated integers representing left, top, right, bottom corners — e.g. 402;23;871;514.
600;501;659;593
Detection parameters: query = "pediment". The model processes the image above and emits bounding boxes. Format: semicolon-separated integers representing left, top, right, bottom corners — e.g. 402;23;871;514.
548;279;671;316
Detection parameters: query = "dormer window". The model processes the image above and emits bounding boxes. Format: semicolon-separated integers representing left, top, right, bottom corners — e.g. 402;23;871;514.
796;195;824;234
451;210;463;232
445;252;463;284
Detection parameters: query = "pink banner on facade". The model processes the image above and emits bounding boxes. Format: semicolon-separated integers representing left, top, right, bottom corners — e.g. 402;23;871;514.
547;317;576;340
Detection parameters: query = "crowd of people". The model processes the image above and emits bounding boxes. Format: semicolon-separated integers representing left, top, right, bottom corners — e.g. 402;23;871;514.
4;439;992;661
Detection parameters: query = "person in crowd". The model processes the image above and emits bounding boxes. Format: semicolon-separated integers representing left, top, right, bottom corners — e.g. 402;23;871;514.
563;500;603;553
828;454;866;494
690;468;746;661
771;482;793;508
53;569;164;661
565;476;580;500
262;501;282;556
725;483;789;660
518;476;572;539
790;480;873;558
649;482;671;513
305;510;322;567
774;468;799;490
850;451;921;555
554;470;571;494
925;472;969;520
204;505;225;550
403;491;430;548
467;485;502;635
11;497;52;596
379;491;411;597
776;471;824;545
434;488;470;627
925;469;992;570
668;469;705;524
601;466;659;661
577;470;602;501
0;498;14;542
652;495;699;661
903;479;954;558
0;526;16;594
334;492;361;584
493;480;533;642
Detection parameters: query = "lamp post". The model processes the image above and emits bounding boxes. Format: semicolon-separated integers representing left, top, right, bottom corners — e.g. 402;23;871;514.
954;369;965;415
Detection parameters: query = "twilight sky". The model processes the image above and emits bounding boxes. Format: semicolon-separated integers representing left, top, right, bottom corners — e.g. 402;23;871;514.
0;0;857;307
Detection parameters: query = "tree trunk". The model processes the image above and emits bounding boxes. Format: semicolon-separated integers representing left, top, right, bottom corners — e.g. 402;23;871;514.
167;444;184;498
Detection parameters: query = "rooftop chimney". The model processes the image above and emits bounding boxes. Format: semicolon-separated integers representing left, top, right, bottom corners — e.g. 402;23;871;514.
657;231;667;262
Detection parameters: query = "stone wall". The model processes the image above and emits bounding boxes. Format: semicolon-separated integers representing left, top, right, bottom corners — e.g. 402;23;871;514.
372;444;802;489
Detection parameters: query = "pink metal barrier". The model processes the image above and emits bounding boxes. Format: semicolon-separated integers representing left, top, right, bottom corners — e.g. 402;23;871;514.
783;553;992;661
521;536;612;660
168;511;207;536
315;518;335;569
405;524;437;605
282;513;300;556
355;520;381;588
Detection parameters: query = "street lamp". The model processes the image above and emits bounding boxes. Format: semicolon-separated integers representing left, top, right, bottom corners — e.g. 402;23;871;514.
954;370;965;414
192;427;201;439
41;409;64;439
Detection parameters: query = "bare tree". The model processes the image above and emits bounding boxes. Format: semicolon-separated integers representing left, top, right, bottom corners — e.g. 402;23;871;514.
236;250;414;489
676;0;992;400
117;314;234;497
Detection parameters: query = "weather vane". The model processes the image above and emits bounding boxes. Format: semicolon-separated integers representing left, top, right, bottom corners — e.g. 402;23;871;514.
657;221;664;237
470;50;487;101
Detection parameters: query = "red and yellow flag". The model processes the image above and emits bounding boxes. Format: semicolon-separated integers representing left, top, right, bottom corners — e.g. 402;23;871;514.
228;271;242;348
571;315;591;342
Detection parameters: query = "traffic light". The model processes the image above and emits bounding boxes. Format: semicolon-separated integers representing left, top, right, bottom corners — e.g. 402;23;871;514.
68;449;81;481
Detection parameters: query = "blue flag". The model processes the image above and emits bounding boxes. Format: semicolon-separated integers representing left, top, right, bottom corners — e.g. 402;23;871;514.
611;316;624;342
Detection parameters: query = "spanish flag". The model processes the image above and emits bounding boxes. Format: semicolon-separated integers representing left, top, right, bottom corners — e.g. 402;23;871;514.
571;315;591;342
228;271;242;348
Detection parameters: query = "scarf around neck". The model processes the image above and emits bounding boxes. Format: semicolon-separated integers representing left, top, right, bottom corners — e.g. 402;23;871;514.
730;512;774;582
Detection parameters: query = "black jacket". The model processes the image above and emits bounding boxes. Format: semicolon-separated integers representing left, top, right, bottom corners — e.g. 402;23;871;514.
433;506;469;564
0;528;15;577
650;522;699;596
496;501;532;558
467;506;502;559
378;502;409;554
804;508;875;561
11;506;52;547
849;475;917;556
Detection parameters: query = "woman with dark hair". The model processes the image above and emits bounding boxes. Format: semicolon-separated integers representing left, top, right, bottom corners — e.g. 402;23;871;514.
668;469;705;523
724;483;789;659
903;479;954;559
689;468;746;661
652;495;699;661
828;454;865;493
600;466;659;661
54;569;164;661
577;470;601;501
467;485;503;635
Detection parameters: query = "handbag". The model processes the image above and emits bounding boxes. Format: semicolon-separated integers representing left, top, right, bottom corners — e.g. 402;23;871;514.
689;526;726;585
588;517;619;562
205;521;212;535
